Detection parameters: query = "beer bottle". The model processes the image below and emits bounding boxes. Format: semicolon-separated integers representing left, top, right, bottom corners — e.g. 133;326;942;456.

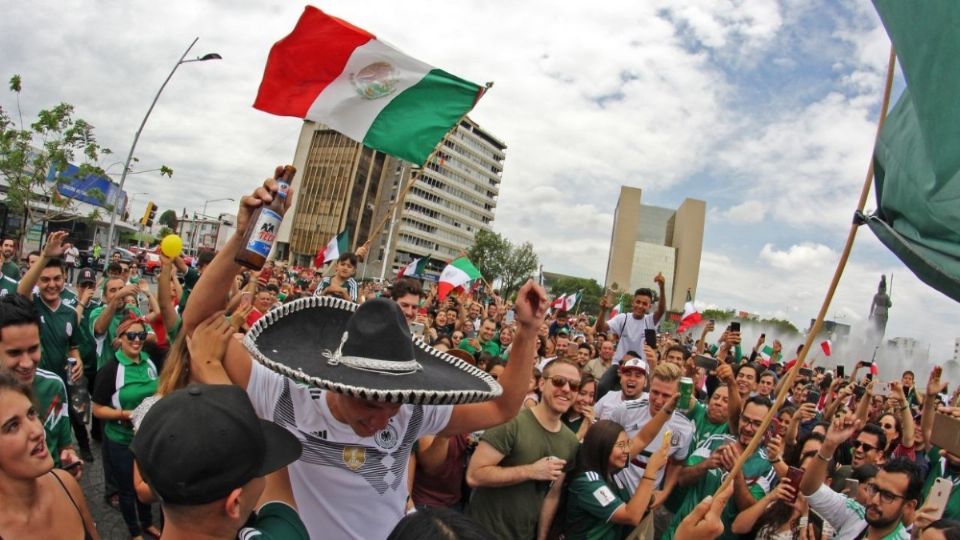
235;166;296;270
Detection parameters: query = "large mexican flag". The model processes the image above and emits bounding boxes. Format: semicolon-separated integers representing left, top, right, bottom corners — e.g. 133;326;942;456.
254;6;486;165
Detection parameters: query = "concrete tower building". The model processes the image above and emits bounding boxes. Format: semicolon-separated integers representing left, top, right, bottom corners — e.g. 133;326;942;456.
604;186;705;312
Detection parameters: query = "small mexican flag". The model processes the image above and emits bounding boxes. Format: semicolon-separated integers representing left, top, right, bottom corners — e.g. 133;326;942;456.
254;6;487;165
398;255;430;279
563;290;582;311
550;293;567;310
437;257;482;300
316;230;350;267
758;345;781;364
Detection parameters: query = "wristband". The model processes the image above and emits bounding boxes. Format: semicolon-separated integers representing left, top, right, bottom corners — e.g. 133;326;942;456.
815;452;831;462
769;458;782;464
642;476;657;481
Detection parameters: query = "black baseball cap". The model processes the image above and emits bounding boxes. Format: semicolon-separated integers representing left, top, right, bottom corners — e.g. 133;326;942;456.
77;268;96;285
131;384;301;505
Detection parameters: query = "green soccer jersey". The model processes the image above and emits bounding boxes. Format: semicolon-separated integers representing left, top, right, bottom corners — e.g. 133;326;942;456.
664;400;730;513
565;471;631;540
0;274;18;297
458;337;501;357
89;305;152;370
237;502;309;539
92;350;158;445
76;299;102;379
663;433;776;540
34;296;80;381
922;446;960;520
33;368;75;467
1;259;21;280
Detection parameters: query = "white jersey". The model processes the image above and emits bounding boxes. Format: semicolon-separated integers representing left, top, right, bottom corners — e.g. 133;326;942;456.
247;362;453;540
606;398;695;494
595;391;648;424
606;312;658;364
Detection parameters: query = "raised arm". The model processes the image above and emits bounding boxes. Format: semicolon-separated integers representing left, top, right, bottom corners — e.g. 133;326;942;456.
890;381;915;448
595;295;611;334
17;231;68;298
800;413;860;496
440;280;547;436
920;366;945;451
653;273;666;324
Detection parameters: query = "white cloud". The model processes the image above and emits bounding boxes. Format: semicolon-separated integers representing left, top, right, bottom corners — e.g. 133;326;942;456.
719;200;766;223
759;242;837;270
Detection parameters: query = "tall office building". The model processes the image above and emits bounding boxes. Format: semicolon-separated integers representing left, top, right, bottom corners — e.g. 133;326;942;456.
604;187;705;312
363;117;506;280
275;122;400;266
277;118;506;278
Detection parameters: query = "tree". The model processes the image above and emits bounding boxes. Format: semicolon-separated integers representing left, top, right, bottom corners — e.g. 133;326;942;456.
157;225;174;239
1;75;113;242
466;229;539;299
550;276;605;316
158;209;178;229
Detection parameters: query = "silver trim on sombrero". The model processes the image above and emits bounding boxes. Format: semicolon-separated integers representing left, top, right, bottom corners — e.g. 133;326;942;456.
243;295;501;405
324;331;423;374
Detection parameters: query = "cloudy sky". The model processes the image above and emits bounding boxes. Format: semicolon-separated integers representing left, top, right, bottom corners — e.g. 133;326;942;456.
3;1;957;363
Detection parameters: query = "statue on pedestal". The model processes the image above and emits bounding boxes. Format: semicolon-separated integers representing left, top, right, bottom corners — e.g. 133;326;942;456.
869;275;892;338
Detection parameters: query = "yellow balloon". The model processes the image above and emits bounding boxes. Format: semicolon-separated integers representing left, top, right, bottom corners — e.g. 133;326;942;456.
160;234;183;258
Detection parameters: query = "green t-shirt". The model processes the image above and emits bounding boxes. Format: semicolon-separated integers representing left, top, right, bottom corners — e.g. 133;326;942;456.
238;502;309;539
92;350;158;445
2;259;21;281
466;408;580;540
178;267;200;314
564;471;631;540
34;296;80;381
76;299;102;378
663;434;776;540
89;304;152;370
0;274;18;297
664;400;730;513
34;368;75;467
458;337;501;357
922;446;960;520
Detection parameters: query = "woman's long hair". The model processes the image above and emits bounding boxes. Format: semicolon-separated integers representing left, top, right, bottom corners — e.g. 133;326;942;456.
572;419;623;482
155;332;190;397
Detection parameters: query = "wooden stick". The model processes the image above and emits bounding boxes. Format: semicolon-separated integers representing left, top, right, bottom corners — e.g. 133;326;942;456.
713;45;897;495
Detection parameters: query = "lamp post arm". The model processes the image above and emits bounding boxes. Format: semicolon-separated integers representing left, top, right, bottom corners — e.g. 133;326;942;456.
104;36;199;266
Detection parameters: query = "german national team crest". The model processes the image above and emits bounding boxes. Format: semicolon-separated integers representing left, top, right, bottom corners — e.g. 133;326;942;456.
375;424;400;450
343;447;366;471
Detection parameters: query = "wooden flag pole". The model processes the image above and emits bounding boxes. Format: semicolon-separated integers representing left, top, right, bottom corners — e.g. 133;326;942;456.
713;45;897;496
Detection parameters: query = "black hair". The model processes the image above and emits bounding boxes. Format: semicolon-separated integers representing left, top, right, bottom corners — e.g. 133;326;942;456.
634;288;653;300
850;463;879;483
27;250;40;259
666;344;689;359
928;519;960;540
902;370;915;378
262;284;280;295
735;362;760;378
387;506;493;540
881;456;923;503
878;412;903;450
0;294;41;341
391;278;422;300
107;261;123;274
744;395;773;412
197;250;216;267
337;252;358;266
860;423;888;453
790;432;826;467
482;355;503;373
41;256;66;274
573;419;624;482
578;343;591;352
556;309;568;318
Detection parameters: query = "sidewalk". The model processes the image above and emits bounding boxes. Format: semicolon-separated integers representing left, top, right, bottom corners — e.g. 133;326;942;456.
79;438;162;539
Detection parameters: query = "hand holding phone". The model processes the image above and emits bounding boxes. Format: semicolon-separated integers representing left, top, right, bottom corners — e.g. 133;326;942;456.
645;329;657;349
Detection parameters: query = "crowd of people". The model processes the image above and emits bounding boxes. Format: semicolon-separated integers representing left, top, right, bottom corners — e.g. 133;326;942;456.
1;174;960;540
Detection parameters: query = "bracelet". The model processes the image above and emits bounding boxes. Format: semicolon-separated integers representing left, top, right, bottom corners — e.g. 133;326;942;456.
815;452;831;462
899;404;909;412
769;458;782;464
642;476;657;481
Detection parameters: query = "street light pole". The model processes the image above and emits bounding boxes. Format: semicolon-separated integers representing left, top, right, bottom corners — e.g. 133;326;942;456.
103;37;220;266
193;197;234;253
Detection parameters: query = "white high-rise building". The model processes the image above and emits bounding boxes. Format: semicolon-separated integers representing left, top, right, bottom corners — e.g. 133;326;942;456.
366;117;506;280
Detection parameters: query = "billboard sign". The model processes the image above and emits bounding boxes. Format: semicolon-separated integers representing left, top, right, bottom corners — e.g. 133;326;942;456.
46;163;127;213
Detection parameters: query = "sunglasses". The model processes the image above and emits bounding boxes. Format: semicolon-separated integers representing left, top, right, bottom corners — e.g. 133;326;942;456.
864;482;905;504
852;440;878;453
123;331;148;341
548;376;581;392
880;423;896;430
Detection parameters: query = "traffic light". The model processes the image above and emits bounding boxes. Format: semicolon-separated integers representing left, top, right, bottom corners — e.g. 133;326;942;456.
140;201;157;228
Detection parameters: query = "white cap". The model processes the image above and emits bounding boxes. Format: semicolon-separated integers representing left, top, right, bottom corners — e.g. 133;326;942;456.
620;357;649;373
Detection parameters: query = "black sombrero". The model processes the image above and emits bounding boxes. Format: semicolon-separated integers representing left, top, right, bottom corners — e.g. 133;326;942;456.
244;296;502;405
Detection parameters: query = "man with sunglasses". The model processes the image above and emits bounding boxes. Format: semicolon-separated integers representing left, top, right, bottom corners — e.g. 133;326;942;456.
801;413;920;540
466;358;581;540
852;424;888;468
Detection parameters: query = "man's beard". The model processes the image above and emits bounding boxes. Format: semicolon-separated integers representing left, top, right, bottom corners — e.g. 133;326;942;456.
864;505;901;529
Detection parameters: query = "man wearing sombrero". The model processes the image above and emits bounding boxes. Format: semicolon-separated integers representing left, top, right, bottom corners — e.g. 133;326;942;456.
182;169;549;539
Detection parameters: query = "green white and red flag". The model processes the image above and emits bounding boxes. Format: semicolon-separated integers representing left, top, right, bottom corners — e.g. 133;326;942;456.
254;6;487;165
315;230;350;267
397;255;429;279
437;257;482;300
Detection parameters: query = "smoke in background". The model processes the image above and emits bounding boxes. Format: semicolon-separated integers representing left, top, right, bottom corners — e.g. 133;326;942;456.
683;317;953;391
